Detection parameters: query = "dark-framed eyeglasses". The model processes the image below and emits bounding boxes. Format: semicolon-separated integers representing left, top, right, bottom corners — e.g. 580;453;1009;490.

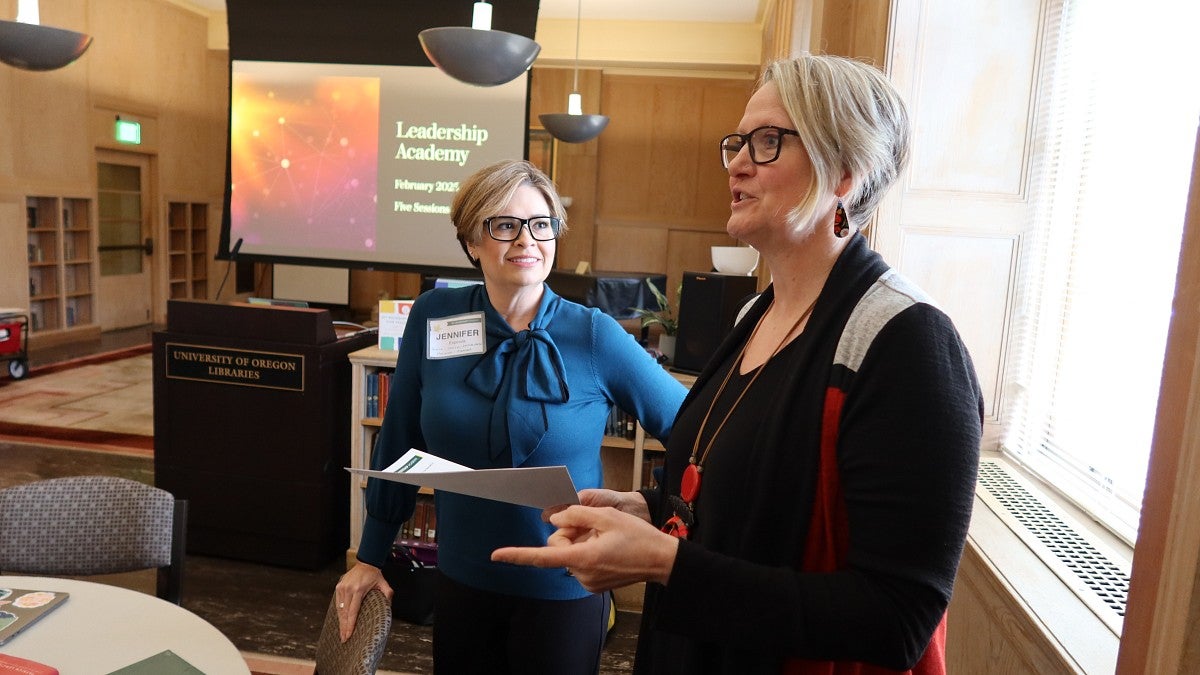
484;215;562;242
719;125;800;168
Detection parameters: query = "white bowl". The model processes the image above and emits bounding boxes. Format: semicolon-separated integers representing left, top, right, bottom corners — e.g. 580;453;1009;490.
711;246;760;275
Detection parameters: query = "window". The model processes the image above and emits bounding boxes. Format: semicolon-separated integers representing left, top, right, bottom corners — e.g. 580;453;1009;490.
1002;0;1200;543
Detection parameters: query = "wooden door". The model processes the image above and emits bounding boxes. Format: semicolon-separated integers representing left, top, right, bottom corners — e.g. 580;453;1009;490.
97;151;154;330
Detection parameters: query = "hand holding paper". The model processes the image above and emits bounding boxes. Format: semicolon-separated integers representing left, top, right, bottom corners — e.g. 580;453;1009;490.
347;449;580;509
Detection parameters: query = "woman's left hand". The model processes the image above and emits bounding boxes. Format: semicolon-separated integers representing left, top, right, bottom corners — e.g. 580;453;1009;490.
491;504;679;592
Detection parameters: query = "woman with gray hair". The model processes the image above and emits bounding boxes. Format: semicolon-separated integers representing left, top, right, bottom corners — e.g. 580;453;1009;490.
337;159;686;673
494;55;983;674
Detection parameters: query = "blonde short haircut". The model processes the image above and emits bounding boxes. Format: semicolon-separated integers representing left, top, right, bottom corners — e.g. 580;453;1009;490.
761;54;910;232
450;159;567;268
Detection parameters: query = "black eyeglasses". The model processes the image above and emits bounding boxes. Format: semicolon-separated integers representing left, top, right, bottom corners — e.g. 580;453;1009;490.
719;126;800;168
484;215;562;242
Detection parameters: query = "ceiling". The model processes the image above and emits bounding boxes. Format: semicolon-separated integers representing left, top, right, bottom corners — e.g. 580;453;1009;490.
179;0;764;23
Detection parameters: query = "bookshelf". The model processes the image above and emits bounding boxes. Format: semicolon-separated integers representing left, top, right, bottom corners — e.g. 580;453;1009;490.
26;196;95;335
166;201;209;300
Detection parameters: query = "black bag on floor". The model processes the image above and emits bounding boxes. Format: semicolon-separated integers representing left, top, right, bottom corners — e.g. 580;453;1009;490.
381;545;437;626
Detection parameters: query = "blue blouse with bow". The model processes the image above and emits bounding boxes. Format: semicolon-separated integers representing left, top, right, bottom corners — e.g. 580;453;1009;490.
360;283;687;600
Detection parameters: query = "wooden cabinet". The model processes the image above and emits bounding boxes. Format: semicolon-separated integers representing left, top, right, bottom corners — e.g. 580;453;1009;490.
26;196;95;335
167;201;209;300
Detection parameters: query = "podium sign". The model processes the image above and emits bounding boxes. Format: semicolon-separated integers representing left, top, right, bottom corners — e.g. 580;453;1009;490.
165;343;305;391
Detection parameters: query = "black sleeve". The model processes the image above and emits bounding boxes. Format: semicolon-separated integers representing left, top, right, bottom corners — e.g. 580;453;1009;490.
652;304;982;669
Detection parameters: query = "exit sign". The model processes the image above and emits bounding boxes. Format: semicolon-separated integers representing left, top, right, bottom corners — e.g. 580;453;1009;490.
114;119;141;144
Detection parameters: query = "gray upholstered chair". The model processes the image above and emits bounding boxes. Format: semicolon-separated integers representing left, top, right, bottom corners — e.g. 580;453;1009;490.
0;475;187;604
314;588;392;675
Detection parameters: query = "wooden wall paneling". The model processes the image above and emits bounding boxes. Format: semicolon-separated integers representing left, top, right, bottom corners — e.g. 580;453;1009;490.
598;75;751;229
593;224;668;274
554;68;603;272
667;229;739;297
647;81;706;221
0;43;14;183
597;76;659;220
948;542;1078;674
556;156;599;271
12;58;91;190
815;0;890;64
695;79;757;223
761;0;796;62
0;203;25;306
531;67;602;271
529;67;572;128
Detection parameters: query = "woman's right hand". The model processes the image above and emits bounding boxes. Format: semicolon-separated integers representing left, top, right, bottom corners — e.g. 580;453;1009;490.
334;561;393;642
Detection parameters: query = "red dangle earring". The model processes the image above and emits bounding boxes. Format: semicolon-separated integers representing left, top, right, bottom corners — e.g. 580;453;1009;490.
834;200;850;238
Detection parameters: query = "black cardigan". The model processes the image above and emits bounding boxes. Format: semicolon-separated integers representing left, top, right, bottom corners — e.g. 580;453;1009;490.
636;235;984;674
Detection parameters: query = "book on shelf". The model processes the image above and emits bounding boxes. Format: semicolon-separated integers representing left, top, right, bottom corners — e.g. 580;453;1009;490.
364;368;393;418
605;405;637;440
365;369;377;418
26;206;36;229
396;495;439;550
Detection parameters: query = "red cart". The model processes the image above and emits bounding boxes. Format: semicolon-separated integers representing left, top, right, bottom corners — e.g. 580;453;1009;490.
0;309;30;379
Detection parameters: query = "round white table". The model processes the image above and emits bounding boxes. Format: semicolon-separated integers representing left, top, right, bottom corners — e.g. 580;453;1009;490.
0;576;249;674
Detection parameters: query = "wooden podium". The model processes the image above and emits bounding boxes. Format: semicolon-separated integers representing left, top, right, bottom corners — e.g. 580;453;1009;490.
153;300;376;569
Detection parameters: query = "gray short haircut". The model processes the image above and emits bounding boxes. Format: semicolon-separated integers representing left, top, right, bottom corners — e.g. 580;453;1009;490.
761;54;910;232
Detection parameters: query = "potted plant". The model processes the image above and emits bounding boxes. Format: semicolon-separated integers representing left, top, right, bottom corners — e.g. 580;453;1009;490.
631;279;679;362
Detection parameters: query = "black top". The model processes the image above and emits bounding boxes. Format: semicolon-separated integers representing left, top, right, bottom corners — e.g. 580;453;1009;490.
635;235;984;674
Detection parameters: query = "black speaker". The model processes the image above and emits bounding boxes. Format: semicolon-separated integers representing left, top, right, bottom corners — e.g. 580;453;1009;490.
673;272;760;374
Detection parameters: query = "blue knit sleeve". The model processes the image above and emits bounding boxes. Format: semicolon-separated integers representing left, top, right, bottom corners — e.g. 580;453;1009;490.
590;313;687;444
357;294;430;567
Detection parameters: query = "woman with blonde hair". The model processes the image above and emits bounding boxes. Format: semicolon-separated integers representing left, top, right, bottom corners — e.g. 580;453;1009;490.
337;159;686;673
494;55;983;674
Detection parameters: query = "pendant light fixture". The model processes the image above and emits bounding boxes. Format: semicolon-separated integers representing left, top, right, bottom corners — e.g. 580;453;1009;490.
538;0;608;144
0;0;92;71
418;1;540;87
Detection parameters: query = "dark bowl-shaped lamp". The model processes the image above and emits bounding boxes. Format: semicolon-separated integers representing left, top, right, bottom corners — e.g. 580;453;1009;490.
0;19;92;71
539;112;609;144
418;26;539;87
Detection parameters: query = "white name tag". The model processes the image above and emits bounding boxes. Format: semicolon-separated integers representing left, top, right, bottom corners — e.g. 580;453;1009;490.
426;312;486;360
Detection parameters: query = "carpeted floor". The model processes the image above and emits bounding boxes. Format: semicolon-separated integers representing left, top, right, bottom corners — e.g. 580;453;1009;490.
0;344;153;454
3;327;642;674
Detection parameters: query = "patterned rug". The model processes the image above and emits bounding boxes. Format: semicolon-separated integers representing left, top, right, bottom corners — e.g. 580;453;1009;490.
0;345;153;456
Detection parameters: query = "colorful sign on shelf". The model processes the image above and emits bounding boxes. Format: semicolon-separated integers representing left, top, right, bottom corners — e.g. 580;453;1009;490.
378;300;414;351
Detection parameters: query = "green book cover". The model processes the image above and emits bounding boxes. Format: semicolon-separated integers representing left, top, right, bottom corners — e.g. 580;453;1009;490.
106;650;205;675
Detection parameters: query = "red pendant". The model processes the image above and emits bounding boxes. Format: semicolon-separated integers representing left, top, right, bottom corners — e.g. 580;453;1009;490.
680;463;701;503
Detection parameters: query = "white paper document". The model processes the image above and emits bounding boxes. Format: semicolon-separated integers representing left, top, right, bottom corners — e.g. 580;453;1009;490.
347;448;580;509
